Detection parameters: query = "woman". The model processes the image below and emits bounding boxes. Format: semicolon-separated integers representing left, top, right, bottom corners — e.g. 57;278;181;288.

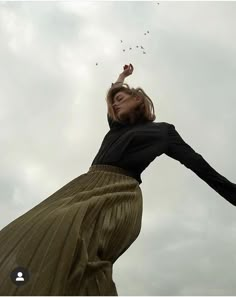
0;64;235;296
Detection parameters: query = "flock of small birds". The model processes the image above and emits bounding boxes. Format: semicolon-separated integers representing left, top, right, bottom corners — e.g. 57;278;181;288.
95;2;160;66
120;34;148;54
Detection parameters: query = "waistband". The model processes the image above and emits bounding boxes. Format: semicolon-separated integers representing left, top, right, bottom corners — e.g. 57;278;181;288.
88;164;133;178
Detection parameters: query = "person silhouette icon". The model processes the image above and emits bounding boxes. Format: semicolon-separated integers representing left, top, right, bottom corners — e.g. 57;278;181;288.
9;266;29;287
15;272;24;282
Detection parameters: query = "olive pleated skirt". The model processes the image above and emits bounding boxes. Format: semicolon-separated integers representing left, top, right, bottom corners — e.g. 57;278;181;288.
0;164;143;296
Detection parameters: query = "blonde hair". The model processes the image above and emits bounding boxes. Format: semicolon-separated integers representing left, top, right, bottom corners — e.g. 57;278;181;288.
105;83;156;125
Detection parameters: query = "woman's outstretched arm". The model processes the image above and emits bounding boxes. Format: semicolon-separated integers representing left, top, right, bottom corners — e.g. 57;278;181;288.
165;123;236;207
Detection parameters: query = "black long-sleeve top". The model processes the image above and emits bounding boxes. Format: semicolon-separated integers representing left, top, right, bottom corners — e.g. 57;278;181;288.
91;114;236;206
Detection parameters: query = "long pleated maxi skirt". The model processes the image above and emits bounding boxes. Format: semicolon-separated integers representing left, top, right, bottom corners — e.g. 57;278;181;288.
0;164;143;296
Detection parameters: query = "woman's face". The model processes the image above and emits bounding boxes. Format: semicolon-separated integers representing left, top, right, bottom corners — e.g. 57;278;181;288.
112;91;141;121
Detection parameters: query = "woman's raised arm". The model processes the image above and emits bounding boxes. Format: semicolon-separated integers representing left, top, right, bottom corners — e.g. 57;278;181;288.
111;64;134;87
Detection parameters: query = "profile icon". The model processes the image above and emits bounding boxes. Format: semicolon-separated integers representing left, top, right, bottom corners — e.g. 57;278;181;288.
10;267;29;286
16;271;24;282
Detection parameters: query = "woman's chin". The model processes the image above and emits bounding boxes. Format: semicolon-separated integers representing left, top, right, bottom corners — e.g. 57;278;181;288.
118;112;129;122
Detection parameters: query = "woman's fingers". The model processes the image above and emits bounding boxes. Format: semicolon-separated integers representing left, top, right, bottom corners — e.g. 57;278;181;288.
129;64;133;72
121;63;134;77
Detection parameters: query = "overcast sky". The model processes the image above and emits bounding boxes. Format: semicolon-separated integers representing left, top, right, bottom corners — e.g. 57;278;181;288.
1;1;236;295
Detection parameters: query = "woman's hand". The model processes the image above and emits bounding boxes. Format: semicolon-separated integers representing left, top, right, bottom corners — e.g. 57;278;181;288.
120;63;134;77
112;64;134;86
